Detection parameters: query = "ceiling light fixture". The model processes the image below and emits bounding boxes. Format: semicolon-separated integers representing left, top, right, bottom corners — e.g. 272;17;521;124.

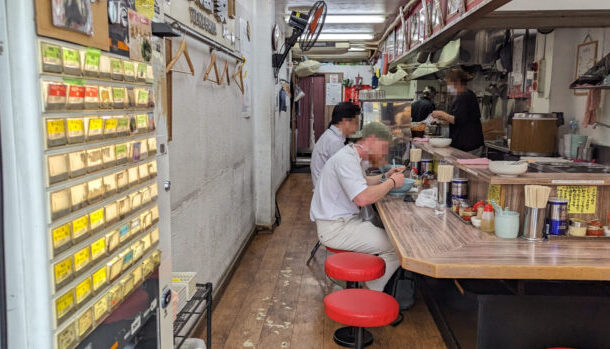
316;33;374;41
285;14;385;24
348;48;367;52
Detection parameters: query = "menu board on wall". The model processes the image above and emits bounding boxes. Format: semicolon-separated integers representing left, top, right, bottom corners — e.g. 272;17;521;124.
556;186;597;214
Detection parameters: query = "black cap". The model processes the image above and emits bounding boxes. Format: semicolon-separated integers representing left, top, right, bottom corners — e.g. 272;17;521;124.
331;102;361;125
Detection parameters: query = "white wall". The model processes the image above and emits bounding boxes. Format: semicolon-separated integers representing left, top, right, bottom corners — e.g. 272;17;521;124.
531;28;610;146
317;63;374;84
169;0;290;285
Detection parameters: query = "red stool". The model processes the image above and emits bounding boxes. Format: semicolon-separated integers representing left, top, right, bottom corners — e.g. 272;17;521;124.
306;241;349;265
326;246;350;254
325;289;399;349
324;252;385;347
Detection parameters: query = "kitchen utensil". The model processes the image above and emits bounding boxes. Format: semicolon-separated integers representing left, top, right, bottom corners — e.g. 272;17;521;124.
495;210;520;238
521;207;547;241
488;161;528;177
524;185;552;209
568;219;587;237
429;138;452;148
437;182;450;208
570;135;587;159
510;113;560;156
490;200;503;215
545;197;568;235
437;165;454;183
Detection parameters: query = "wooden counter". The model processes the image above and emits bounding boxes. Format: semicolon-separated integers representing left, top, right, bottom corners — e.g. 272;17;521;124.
377;196;610;280
413;142;610;185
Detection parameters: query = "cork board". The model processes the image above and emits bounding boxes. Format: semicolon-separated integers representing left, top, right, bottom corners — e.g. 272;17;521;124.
35;0;110;51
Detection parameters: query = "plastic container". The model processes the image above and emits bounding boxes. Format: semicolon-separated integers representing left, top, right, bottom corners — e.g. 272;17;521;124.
172;272;197;300
182;338;206;349
495;211;520;239
480;204;495;233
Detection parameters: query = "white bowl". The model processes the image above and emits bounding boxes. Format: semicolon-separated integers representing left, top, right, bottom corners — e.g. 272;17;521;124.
429;138;452;147
471;217;482;228
488;161;528;177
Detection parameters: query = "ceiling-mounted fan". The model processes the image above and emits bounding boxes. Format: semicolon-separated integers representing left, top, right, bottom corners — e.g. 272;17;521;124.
272;0;327;78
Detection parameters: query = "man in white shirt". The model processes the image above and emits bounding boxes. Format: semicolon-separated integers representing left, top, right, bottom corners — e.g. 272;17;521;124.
310;102;360;188
310;122;405;291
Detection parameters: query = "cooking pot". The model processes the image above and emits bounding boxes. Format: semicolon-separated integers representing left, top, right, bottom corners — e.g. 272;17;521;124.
510;112;563;156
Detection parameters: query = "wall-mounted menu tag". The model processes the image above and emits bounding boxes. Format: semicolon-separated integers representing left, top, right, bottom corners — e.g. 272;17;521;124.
50;189;70;220
136;89;149;107
116;117;130;137
103;118;118;139
123;60;136;81
93;295;108;321
115;143;128;165
54;257;73;287
48;154;69;184
132;265;143;285
75;277;92;304
55;290;75;321
84;48;101;74
121;249;134;270
73;247;91;273
99;55;111;79
70;182;87;210
77;308;93;337
87;118;104;141
41;42;62;73
66;118;85;144
137;63;147;81
67;84;85;109
62;47;81;74
119;223;130;241
89;208;105;229
110;58;123;80
112;87;126;108
556;186;597;214
45;82;68;110
52;223;71;250
68;151;87;178
99;86;113;109
46;119;67;147
84;85;99;109
91;237;106;261
92;266;107;292
71;215;89;240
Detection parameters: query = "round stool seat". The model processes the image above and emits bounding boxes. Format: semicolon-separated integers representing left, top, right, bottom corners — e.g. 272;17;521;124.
325;252;385;282
324;289;399;328
326;246;349;254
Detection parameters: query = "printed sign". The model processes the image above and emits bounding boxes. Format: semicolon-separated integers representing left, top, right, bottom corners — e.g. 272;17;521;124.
556;186;597;214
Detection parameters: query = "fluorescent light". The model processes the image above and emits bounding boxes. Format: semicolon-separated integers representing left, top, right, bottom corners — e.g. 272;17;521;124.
316;33;374;41
325;15;385;24
348;48;367;52
285;14;385;24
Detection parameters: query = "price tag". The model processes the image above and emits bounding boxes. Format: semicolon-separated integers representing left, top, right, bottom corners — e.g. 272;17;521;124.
68;85;85;98
94;295;108;321
75;278;92;304
46;119;66;135
136;89;149;105
73;247;91;272
85;86;98;98
54;257;73;286
123;61;135;75
48;83;68;97
88;118;103;131
55;290;75;320
92;267;107;291
136;114;148;129
62;48;80;68
67;118;84;132
71;215;88;239
110;58;122;73
112;87;125;100
84;48;101;69
117;118;129;131
90;237;106;260
52;224;71;249
89;208;104;227
137;63;147;78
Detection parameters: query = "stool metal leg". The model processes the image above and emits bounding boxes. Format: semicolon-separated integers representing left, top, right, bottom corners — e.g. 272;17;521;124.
355;327;364;349
306;241;321;265
333;327;373;348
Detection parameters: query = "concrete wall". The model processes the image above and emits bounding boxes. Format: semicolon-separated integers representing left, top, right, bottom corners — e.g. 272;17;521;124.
169;0;290;285
531;28;610;146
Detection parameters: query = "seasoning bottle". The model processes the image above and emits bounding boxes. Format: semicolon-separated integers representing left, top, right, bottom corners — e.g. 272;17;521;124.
474;201;485;219
481;204;495;233
410;167;422;189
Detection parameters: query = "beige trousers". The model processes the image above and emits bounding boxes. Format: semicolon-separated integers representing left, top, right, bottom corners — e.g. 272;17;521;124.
316;215;400;291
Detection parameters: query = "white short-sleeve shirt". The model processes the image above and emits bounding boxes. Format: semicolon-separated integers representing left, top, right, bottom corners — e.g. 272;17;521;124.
310;125;346;188
310;144;368;221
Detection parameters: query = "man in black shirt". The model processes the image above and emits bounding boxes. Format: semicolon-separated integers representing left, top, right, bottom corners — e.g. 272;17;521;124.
431;69;484;154
410;86;436;122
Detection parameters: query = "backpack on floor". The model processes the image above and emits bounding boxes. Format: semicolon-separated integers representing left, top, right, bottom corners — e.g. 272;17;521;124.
384;268;416;311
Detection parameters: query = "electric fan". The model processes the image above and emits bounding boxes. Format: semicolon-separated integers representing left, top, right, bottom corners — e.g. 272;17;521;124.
272;1;327;78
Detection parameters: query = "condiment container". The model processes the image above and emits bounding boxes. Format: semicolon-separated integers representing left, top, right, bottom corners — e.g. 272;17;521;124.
495;211;520;239
461;207;475;222
568;219;587;237
451;178;469;203
545;197;568;235
474;201;485;219
480;204;495;233
587;219;604;236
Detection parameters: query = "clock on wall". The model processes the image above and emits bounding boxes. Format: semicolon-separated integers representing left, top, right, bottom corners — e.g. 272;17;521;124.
272;23;281;51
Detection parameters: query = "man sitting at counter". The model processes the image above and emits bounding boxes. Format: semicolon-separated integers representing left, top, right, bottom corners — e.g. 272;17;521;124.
311;102;360;188
310;122;404;291
431;68;484;155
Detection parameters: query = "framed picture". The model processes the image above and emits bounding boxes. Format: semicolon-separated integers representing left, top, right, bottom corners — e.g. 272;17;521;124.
418;8;427;40
410;12;420;46
432;0;445;31
574;40;598;95
51;0;93;35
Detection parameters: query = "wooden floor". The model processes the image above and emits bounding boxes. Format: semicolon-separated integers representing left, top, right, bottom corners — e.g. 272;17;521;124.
201;174;446;348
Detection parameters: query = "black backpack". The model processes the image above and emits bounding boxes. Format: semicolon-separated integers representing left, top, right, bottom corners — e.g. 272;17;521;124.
384;268;416;311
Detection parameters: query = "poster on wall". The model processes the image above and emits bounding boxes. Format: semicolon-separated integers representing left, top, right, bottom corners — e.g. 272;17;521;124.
128;9;153;62
325;83;342;106
51;0;93;35
108;0;134;57
135;0;155;19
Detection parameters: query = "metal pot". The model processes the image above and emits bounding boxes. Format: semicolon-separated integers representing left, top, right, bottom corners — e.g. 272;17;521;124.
510;112;563;156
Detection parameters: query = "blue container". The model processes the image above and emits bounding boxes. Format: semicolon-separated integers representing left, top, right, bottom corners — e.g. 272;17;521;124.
545;197;568;235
